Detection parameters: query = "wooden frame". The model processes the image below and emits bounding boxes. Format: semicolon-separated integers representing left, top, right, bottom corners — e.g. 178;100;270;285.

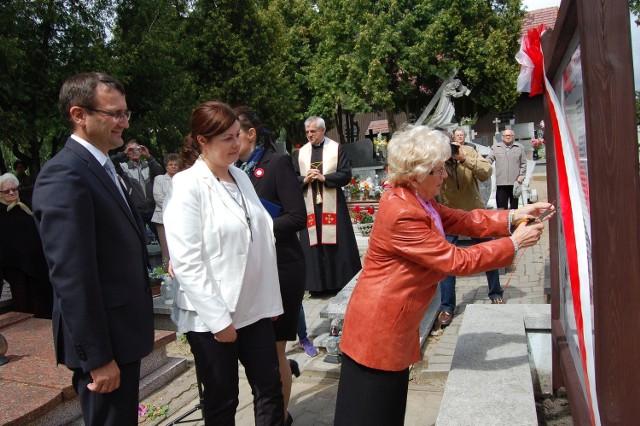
543;0;640;423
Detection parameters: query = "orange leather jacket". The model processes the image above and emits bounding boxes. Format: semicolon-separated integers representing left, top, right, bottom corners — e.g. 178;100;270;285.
339;186;515;371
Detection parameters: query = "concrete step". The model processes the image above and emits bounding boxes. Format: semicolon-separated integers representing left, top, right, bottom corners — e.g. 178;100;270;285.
0;311;183;425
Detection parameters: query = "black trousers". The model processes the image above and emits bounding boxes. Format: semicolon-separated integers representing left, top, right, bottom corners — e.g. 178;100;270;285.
496;185;518;210
186;318;284;426
334;354;410;426
72;360;141;426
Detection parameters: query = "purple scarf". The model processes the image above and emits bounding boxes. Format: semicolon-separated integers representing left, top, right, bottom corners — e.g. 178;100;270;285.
415;193;445;237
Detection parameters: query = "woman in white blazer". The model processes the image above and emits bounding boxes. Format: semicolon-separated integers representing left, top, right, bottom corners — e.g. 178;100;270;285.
163;101;284;425
151;153;180;270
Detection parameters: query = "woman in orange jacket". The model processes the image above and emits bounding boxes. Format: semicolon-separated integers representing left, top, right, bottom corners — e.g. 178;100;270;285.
334;125;553;425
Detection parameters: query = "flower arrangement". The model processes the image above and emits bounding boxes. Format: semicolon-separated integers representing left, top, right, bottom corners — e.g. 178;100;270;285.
533;120;546;160
374;132;388;154
350;205;375;224
459;115;478;126
149;266;166;282
346;176;362;198
148;267;167;296
345;175;391;201
359;177;373;195
532;138;545;149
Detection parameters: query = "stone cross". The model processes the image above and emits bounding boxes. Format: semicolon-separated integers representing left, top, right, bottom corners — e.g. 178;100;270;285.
492;118;501;134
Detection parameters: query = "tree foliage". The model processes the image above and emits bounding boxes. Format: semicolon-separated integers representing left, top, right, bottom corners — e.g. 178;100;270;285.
307;0;524;142
109;0;197;156
181;0;297;136
2;0;529;172
0;0;112;175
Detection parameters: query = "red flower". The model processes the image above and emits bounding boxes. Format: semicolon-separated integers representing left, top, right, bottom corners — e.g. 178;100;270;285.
366;205;375;215
353;206;362;213
350;178;357;185
532;138;545;148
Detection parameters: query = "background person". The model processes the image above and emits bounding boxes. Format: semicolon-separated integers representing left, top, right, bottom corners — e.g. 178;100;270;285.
437;128;503;327
295;116;361;295
33;72;154;425
0;173;53;318
487;129;527;209
235;106;307;425
152;153;181;270
296;305;318;357
12;160;34;206
334;125;552;425
111;139;164;240
164;101;284;425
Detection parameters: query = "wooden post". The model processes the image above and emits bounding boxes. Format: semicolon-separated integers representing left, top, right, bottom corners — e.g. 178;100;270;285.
544;0;640;423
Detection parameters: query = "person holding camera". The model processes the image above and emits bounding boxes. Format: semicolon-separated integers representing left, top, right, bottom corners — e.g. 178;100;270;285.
111;140;163;241
437;128;503;326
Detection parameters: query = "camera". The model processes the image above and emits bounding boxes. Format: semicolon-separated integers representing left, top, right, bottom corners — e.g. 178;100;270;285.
450;143;459;157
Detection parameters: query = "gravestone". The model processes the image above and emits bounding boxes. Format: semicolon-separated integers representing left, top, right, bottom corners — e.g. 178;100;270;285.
511;122;536;159
343;139;375;167
274;140;286;155
343;139;387;183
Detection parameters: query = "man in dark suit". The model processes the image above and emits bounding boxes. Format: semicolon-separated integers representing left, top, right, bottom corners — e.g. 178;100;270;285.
33;72;154;425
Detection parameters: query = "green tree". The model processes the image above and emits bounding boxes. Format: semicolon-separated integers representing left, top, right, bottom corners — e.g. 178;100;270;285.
307;0;524;139
182;0;298;135
269;0;320;149
109;0;197;156
0;0;112;175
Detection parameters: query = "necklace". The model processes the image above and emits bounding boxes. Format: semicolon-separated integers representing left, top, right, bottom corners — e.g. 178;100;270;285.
215;172;253;242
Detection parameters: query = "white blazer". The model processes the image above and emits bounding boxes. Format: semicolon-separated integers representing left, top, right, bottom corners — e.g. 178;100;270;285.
151;173;171;224
163;159;282;333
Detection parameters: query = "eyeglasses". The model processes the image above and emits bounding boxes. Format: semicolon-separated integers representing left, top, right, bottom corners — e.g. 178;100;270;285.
503;133;514;137
429;168;447;177
0;187;19;194
85;107;132;122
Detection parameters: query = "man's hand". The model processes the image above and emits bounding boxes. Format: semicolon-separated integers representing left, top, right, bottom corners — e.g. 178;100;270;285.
517;176;525;184
303;169;325;184
214;324;237;342
451;143;466;163
139;145;151;157
87;360;121;393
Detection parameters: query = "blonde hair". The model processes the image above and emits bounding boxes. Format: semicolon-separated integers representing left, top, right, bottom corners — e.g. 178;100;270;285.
386;125;451;186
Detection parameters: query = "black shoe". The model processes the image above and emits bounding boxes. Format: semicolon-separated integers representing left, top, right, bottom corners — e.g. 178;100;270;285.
289;359;300;377
285;412;294;425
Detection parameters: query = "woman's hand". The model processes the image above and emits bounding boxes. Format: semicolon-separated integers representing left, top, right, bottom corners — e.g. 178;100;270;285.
513;202;556;226
512;220;544;250
214;324;237;343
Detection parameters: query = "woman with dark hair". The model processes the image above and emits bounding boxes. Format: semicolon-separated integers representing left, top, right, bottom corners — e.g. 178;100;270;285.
164;101;285;425
236;106;307;425
0;173;53;318
152;153;181;270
